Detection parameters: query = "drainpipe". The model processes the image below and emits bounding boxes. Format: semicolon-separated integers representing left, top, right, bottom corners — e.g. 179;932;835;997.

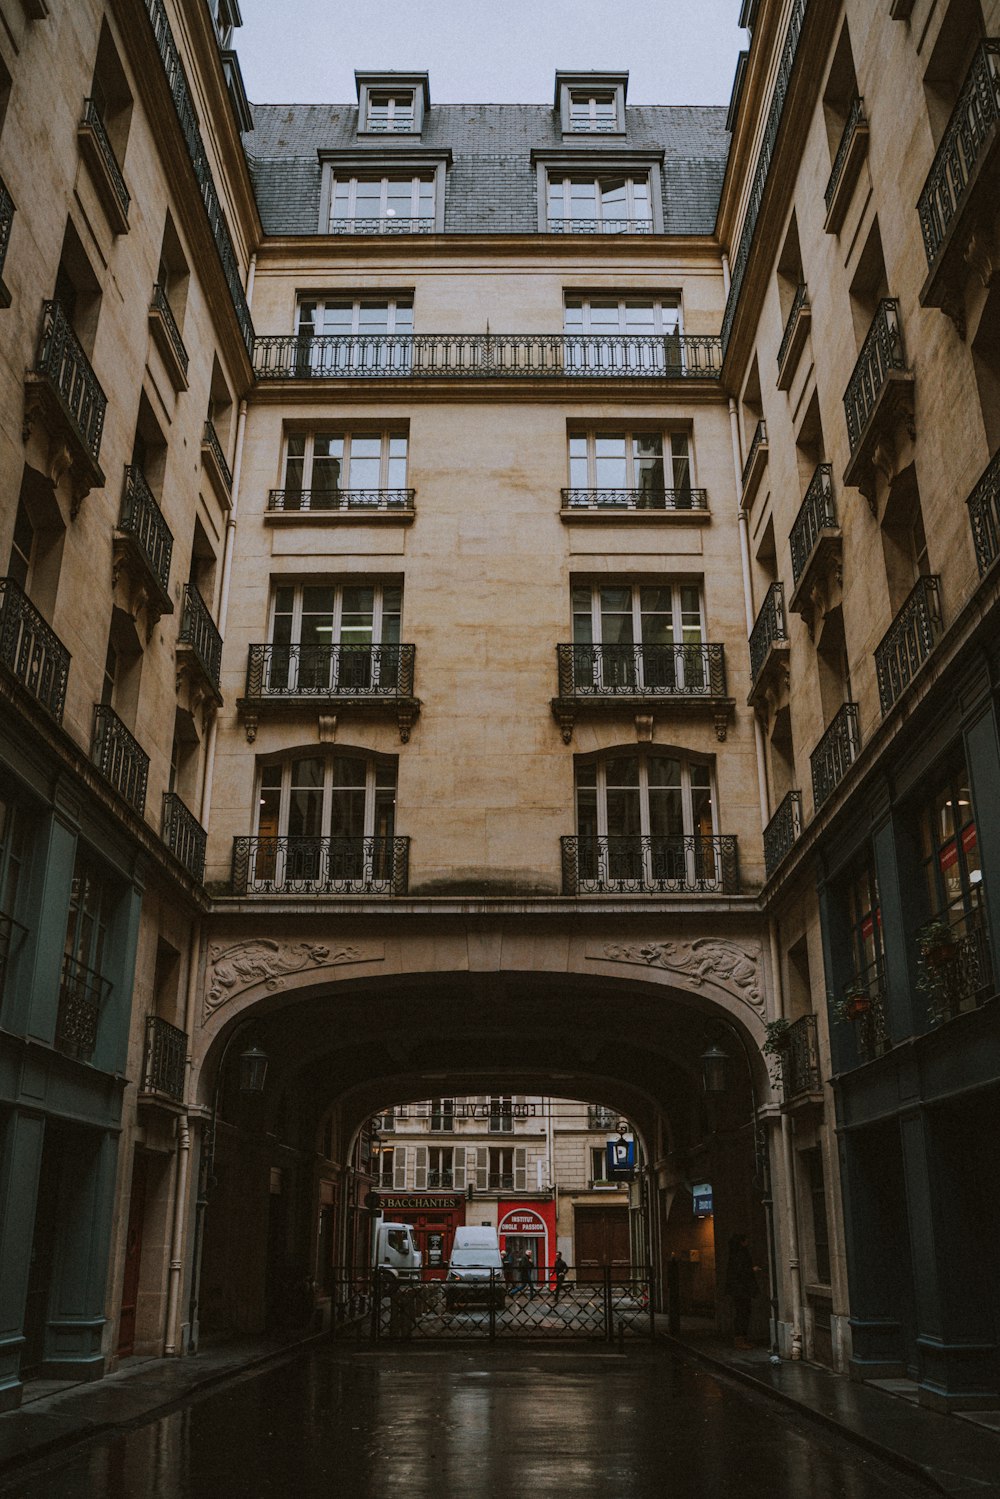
163;917;202;1355
770;919;804;1359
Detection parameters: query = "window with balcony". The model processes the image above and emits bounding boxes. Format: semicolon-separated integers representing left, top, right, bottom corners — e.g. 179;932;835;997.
427;1147;454;1187
564;296;682;373
846;859;885;1001
430;1098;454;1132
59;850;115;1062
570;581;706;693
547;174;652;233
262;581;403;696
488;1147;513;1190
567;428;694;509
569;90;619;133
293;296;413;376
489;1095;514;1132
149;215;190;391
355;72;428;136
366;91;415;133
329;173;436;235
373;1145;395;1188
277;429;409;512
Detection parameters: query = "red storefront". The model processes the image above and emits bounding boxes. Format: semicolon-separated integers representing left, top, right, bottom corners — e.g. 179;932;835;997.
375;1192;466;1279
498;1200;558;1282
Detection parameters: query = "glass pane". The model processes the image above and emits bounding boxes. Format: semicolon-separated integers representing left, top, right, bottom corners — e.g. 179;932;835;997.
347;435;382;488
633;434;665;500
593;435;627;487
570;179;599;218
599;179;627;218
640;588;674;647
387;435;408;487
548;181;564;219
311;434;343;504
648;786;683;838
606;786;641;837
670;433;692;499
563;300;583;330
568;435;589;487
340;587;375;644
284;434;306;498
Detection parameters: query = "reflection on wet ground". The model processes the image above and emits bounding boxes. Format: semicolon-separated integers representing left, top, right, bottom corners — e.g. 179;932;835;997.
0;1345;938;1499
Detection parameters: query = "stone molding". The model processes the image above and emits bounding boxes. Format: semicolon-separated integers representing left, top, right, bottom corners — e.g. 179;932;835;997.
205;938;383;1015
592;938;763;1010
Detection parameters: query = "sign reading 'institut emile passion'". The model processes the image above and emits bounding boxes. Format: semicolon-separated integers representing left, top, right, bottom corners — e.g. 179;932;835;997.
377;1194;465;1213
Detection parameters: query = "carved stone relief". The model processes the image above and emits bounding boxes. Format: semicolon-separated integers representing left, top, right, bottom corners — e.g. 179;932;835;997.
205;938;383;1017
594;938;763;1010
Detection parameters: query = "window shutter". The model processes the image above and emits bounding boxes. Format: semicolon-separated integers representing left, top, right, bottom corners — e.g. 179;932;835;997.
453;1147;466;1191
415;1146;428;1189
514;1147;527;1192
393;1147;407;1189
474;1147;487;1191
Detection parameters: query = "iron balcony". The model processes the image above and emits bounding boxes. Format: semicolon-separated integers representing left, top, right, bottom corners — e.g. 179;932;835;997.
0;174;13;307
331;216;435;235
789;465;837;586
231;835;410;897
920;909;995;1023
552;643;732;743
78;97;130;233
253;331;723;381
548;217;654;235
56;953;110;1064
91;704;149;815
823;96;868;234
267;487;415;515
780;1014;822;1103
763;789;802;878
811;702;861;813
201;417;233;503
838;961;891;1066
748;582;788;688
245;643;415;700
776;282;810;388
162;791;207;883
141;1015;188;1103
560;834;740;895
26;300;107;496
967;448;1000;577
843;299;914;494
0;577;71;722
874;574;943;714
149;282;189;388
560;487;708;514
178;583;223;697
917;41;1000;282
118;466;174;607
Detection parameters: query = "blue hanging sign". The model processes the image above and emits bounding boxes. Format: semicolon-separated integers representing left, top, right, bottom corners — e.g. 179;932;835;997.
692;1182;713;1216
607;1138;635;1177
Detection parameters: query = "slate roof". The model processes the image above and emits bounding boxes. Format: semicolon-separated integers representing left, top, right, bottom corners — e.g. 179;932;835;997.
246;102;730;237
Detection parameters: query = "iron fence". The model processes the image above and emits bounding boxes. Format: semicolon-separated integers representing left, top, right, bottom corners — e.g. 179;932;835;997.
560;486;707;513
811;702;861;811
141;1014;187;1101
763;789;802;878
267;487;415;514
0;576;70;722
917;40;1000;266
81;98;130;220
231;835;410;896
776;282;809;373
920;909;995;1023
749;582;787;683
245;643;416;700
742;419;767;487
824;95;866;212
843;299;907;457
179;583;223;692
874;574;942;714
837;960;891;1064
56;953;110;1063
968;448;1000;576
120;466;173;594
150;282;189;376
162;791;206;882
781;1013;821;1100
34;299;107;466
332;1266;655;1343
561;834;740;895
556;642;726;699
202;417;233;492
91;704;149;814
789;465;836;584
253;332;723;381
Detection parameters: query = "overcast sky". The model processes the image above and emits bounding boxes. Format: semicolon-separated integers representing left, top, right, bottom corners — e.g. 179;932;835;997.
235;0;747;107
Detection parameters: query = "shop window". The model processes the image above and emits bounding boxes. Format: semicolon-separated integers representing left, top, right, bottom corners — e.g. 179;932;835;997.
918;763;984;932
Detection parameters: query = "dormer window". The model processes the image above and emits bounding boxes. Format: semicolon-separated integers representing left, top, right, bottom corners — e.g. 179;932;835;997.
555;70;627;136
210;0;241;51
355;72;429;137
367;91;415;134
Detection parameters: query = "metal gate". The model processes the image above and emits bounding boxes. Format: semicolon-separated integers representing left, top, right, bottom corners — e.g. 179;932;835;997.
331;1265;656;1343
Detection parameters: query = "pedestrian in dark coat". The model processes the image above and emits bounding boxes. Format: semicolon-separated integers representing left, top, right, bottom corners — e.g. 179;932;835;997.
517;1249;535;1299
553;1251;568;1302
724;1232;759;1349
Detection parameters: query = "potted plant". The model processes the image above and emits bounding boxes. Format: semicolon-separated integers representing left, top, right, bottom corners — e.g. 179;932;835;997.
916;919;958;968
832;982;871;1025
762;1018;792;1054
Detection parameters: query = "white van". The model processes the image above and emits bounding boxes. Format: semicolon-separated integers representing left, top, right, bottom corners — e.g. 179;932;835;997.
445;1227;505;1308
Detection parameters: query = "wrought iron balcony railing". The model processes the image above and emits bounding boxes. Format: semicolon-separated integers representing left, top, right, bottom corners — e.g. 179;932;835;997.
843;299;907;459
487;1173;515;1191
874;574;943;714
789;465;836;584
33;299;107;467
268;487;415;514
80;98;131;223
749;582;788;683
140;0;254;356
331;216;435;235
763;789;802;878
0;175;14;292
150;282;189;378
920;908;995;1022
917;40;1000;268
742;419;767;487
811;702;861;812
253;332;723;381
548;217;654;235
120;466;173;595
781;1013;821;1100
141;1014;187;1102
588;1105;618;1130
426;1171;454;1188
561;486;708;513
968;448;1000;577
56;953;110;1063
162;791;207;882
92;704;149;815
231;835;410;896
178;584;223;693
202;417;233;493
0;577;70;721
824;95;866;213
776;282;809;374
561;834;740;895
245;643;416;700
837;961;890;1064
556;642;727;699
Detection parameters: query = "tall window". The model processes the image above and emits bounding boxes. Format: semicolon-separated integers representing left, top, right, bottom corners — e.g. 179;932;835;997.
429;1098;454;1132
427;1147;454;1187
488;1147;513;1190
489;1095;514;1132
282;431;408;508
591;1146;610;1182
365;91;415;133
64;851;115;978
255;752;397;887
576;750;717;887
569;90;618;132
571;582;705;691
919;766;982;933
266;582;401;693
846;859;882;986
547;175;651;232
0;788;26;919
329;175;434;232
7;499;34;591
564;297;681;372
295;297;413;375
373;1145;395;1188
568;429;692;504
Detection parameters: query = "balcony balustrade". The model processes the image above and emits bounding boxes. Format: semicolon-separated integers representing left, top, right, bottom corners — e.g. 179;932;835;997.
78;98;130;233
267;487;415;515
201;417;233;504
748;582;788;688
148;282;189;389
56;953;110;1063
0;577;70;721
141;1014;187;1102
253;331;723;382
549;217;654;235
789;465;837;586
560;834;740;895
741;419;768;506
231;835;410;897
245;643;416;700
811;702;861;812
824;96;869;234
552;642;731;742
117;466;173;614
426;1171;454;1188
26;300;107;500
874;574;943;714
838;961;890;1065
91;703;149;815
162;791;207;882
178;583;223;698
560;486;708;515
487;1174;515;1191
588;1105;618;1130
776;283;811;389
763;789;803;878
917;41;1000;285
331;216;435;235
843;300;913;495
920;908;995;1023
780;1014;822;1102
968;448;1000;577
0;175;13;307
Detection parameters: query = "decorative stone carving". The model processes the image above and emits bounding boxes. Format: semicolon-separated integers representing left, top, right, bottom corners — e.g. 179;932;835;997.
205;938;379;1015
596;938;763;1010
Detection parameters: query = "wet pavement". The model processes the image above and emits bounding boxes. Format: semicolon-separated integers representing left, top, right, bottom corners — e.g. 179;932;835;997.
0;1344;943;1499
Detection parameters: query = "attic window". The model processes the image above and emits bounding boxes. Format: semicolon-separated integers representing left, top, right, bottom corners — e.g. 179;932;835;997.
569;90;618;133
367;91;415;134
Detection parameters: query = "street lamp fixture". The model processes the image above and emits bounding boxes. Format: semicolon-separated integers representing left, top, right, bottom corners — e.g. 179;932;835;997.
700;1041;729;1095
239;1044;269;1094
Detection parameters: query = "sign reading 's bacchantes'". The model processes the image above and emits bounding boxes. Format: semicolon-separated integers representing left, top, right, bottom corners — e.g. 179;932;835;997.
377;1194;464;1212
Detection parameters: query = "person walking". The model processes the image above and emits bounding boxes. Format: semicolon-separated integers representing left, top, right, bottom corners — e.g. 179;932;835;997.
517;1249;536;1300
552;1251;568;1303
501;1247;514;1286
724;1232;759;1350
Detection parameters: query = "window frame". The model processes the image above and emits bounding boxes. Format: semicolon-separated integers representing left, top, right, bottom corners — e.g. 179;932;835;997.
570;580;707;693
319;153;448;233
918;763;983;931
254;750;397;843
568;427;694;495
546;172;653;233
364;89;416;135
280;428;409;504
554;72;628;136
576;748;718;842
355;74;429;137
328;172;436;233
